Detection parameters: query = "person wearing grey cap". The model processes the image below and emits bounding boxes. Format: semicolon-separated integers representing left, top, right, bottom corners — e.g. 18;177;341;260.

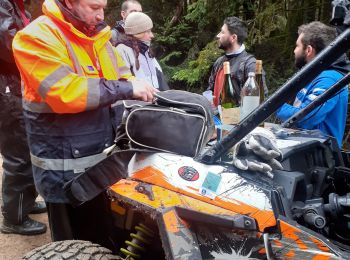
115;12;169;91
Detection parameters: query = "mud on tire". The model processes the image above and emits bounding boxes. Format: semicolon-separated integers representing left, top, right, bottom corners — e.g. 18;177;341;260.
22;240;121;260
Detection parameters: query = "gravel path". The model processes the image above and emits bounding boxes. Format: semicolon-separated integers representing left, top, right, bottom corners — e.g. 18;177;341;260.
0;156;51;260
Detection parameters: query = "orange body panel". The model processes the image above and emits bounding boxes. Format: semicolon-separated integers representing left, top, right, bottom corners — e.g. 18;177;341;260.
110;179;240;217
163;210;181;233
285;250;296;258
127;166;276;231
110;175;342;259
278;220;334;259
312;256;332;260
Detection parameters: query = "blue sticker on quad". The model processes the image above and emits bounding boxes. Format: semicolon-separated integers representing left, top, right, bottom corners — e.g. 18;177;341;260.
202;172;222;193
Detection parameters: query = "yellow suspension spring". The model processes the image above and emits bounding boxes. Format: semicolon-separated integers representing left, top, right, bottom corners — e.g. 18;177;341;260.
120;223;155;259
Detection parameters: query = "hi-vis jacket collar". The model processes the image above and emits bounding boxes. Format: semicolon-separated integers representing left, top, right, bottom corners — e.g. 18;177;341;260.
42;0;111;44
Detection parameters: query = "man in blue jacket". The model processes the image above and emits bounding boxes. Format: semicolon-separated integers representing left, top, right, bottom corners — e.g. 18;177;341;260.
277;21;350;147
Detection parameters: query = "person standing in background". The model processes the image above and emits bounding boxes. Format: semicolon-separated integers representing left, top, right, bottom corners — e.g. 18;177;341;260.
0;0;47;235
116;12;169;91
277;21;350;147
110;0;142;46
208;16;268;107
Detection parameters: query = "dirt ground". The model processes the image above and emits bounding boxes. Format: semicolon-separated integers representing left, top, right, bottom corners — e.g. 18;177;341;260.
0;156;51;260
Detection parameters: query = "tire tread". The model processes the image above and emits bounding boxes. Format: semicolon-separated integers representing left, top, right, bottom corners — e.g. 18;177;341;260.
22;240;120;260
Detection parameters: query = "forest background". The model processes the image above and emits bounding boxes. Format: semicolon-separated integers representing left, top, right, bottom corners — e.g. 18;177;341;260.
27;0;350;146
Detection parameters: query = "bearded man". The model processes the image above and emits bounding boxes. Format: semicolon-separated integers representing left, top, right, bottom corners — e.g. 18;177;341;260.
208;16;267;106
276;21;350;147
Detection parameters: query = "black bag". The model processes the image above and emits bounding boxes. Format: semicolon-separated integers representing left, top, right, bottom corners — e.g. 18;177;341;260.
114;90;215;157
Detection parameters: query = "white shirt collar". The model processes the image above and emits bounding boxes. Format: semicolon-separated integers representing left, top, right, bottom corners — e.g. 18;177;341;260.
226;44;245;55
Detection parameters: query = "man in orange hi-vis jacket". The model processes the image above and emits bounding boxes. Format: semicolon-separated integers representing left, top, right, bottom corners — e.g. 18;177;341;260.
12;0;156;248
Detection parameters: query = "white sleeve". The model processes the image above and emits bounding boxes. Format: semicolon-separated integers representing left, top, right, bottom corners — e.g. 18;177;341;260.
115;44;134;70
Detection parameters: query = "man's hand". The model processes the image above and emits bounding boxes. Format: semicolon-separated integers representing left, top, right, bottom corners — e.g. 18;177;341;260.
231;127;283;178
130;79;158;102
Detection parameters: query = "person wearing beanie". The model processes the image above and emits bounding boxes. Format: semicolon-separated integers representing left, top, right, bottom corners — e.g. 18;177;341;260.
116;12;169;91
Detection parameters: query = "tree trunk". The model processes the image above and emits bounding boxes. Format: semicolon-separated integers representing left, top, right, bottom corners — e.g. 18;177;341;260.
168;0;185;27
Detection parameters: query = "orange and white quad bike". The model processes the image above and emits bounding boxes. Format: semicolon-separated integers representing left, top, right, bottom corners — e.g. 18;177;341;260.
24;7;350;260
98;138;350;260
23;127;350;260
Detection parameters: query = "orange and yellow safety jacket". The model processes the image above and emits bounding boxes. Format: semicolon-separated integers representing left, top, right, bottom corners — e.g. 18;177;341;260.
13;0;133;114
12;0;135;203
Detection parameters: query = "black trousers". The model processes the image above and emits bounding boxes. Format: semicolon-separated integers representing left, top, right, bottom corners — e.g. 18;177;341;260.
46;192;117;251
0;91;37;224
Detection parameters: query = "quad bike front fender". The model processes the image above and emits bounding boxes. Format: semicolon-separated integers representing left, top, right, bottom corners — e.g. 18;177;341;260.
109;180;267;259
110;180;345;259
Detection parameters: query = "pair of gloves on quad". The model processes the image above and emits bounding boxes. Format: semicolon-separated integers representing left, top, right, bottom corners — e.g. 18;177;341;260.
230;128;283;178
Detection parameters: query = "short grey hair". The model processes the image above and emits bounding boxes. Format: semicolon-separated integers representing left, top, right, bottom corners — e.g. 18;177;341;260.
121;0;141;12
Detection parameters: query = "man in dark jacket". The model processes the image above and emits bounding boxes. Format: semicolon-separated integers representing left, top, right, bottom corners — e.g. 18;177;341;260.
208;16;268;106
0;0;47;235
110;0;142;46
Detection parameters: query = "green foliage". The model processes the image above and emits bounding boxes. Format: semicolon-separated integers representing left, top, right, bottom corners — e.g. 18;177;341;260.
156;22;193;52
247;2;287;46
161;51;183;64
155;0;288;94
28;0;332;96
151;0;330;96
185;0;208;27
171;41;223;92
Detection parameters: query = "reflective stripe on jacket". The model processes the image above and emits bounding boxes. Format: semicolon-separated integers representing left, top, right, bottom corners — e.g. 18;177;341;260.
13;0;132;114
12;0;134;203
